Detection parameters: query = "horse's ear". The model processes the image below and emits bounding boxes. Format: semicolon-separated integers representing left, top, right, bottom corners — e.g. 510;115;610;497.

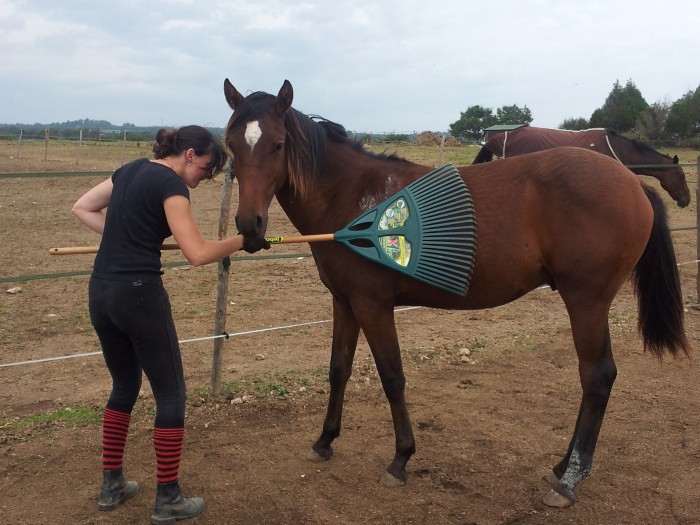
673;155;679;164
223;78;245;110
274;80;293;116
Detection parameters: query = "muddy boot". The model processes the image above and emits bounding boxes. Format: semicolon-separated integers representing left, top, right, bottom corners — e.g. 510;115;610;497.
151;481;204;524
98;468;140;511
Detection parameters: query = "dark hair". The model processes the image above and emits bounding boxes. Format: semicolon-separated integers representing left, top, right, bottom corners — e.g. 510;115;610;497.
153;125;228;177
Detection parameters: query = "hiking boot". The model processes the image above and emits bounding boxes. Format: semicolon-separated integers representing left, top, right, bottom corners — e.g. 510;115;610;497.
98;468;140;511
151;481;204;524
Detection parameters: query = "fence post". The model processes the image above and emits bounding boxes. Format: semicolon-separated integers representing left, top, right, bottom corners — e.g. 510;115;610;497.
76;129;83;165
696;156;700;302
120;130;127;165
16;129;23;158
44;129;49;161
211;170;235;396
439;135;446;166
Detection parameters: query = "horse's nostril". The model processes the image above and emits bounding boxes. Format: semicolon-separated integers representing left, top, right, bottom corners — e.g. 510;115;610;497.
235;215;264;236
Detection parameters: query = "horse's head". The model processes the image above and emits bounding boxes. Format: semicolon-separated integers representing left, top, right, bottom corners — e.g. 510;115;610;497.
223;79;294;239
611;131;691;208
654;154;690;208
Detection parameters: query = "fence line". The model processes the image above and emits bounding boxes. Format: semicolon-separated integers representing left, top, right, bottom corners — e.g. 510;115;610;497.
2;158;699;389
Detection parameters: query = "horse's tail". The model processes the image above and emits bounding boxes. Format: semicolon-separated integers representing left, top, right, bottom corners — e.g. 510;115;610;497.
472;146;494;164
632;185;690;359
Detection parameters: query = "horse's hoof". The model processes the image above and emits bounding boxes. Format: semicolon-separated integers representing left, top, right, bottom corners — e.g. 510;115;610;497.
545;471;560;487
543;489;574;508
379;471;406;488
306;447;330;463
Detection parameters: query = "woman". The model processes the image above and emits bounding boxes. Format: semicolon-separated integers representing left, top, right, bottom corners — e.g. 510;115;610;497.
72;125;268;523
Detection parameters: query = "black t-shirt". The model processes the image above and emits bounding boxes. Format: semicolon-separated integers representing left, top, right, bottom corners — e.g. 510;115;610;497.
92;158;190;283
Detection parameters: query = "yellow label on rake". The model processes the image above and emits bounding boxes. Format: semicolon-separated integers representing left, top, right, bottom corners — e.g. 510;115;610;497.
377;198;412;267
379;235;412;267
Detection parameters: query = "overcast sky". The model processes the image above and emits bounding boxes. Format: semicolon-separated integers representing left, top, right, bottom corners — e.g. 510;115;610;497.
2;0;699;133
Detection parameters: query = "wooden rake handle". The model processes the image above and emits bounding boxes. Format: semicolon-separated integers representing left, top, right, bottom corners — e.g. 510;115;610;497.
48;235;335;255
48;243;181;255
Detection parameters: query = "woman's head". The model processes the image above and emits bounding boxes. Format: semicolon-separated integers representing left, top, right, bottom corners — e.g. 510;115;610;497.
153;125;228;178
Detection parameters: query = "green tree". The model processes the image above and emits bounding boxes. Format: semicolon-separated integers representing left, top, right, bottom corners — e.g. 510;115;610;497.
665;85;700;136
449;105;497;142
589;79;649;132
496;104;532;125
450;104;532;142
559;117;590;130
636;101;670;140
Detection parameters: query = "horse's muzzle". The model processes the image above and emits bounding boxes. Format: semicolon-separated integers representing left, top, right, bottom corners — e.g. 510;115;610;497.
235;214;265;237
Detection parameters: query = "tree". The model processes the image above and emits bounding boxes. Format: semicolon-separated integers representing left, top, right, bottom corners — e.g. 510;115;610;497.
636;101;671;140
496;104;532;125
449;104;532;142
665;85;700;136
559;117;590;130
589;79;649;132
449;105;497;142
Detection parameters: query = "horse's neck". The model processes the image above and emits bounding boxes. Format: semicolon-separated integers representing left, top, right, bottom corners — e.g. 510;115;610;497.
609;135;667;174
276;146;425;235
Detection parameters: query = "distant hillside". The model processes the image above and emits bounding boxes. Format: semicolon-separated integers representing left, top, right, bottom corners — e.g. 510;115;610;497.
0;120;225;141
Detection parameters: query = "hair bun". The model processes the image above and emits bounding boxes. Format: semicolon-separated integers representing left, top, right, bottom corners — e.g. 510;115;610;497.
153;128;178;159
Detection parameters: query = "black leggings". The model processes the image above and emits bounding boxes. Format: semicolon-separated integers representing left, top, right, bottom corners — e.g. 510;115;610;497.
89;277;186;428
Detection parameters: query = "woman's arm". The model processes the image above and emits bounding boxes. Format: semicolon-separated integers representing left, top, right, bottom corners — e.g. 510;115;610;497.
71;178;113;234
164;195;245;266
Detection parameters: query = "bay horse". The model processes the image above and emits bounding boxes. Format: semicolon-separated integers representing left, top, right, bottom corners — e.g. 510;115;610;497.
472;125;691;208
223;79;689;507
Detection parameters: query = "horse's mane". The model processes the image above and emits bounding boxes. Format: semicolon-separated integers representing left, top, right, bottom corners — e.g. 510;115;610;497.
227;91;405;196
607;129;671;160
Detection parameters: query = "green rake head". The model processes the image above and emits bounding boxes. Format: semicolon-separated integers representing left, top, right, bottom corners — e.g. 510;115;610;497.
333;164;477;295
334;193;422;271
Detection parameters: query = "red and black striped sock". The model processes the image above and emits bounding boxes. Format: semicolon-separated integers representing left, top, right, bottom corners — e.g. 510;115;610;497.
102;408;131;471
153;427;184;483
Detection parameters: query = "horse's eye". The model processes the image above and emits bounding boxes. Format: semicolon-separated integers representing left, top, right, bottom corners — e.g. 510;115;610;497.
274;143;283;153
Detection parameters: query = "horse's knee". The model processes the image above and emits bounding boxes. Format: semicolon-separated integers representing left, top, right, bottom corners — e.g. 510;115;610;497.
379;373;406;400
581;356;617;401
328;363;352;385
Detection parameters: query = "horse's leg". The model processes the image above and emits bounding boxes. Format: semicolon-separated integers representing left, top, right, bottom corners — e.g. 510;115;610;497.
308;296;360;462
544;300;617;508
353;306;415;487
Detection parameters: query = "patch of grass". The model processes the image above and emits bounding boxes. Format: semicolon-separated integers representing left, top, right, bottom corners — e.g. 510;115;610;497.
184;371;325;403
470;340;487;350
514;336;539;352
366;144;481;167
3;405;101;430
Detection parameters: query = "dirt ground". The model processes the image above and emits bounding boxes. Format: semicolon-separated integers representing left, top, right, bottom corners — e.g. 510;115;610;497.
1;149;699;525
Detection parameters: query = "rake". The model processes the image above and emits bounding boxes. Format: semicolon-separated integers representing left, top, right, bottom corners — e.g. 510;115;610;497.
49;164;478;295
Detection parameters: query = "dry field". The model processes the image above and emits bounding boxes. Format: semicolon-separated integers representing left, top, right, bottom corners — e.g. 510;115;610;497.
1;140;699;525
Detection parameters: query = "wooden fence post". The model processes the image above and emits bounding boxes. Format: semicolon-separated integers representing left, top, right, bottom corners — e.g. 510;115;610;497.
76;129;83;165
16;129;23;158
211;170;235;396
44;129;49;161
696;156;700;302
120;130;127;165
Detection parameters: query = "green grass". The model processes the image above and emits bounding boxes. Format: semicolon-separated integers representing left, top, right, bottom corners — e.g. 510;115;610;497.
366;144;482;167
2;405;101;430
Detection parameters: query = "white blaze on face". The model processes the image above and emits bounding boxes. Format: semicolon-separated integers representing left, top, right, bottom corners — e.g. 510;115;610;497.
245;121;262;152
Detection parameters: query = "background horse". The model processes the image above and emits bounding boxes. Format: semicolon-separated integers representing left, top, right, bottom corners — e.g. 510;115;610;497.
223;79;688;508
472;125;691;208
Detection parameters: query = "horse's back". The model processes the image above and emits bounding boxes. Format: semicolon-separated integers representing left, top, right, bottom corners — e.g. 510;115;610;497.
459;147;654;306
